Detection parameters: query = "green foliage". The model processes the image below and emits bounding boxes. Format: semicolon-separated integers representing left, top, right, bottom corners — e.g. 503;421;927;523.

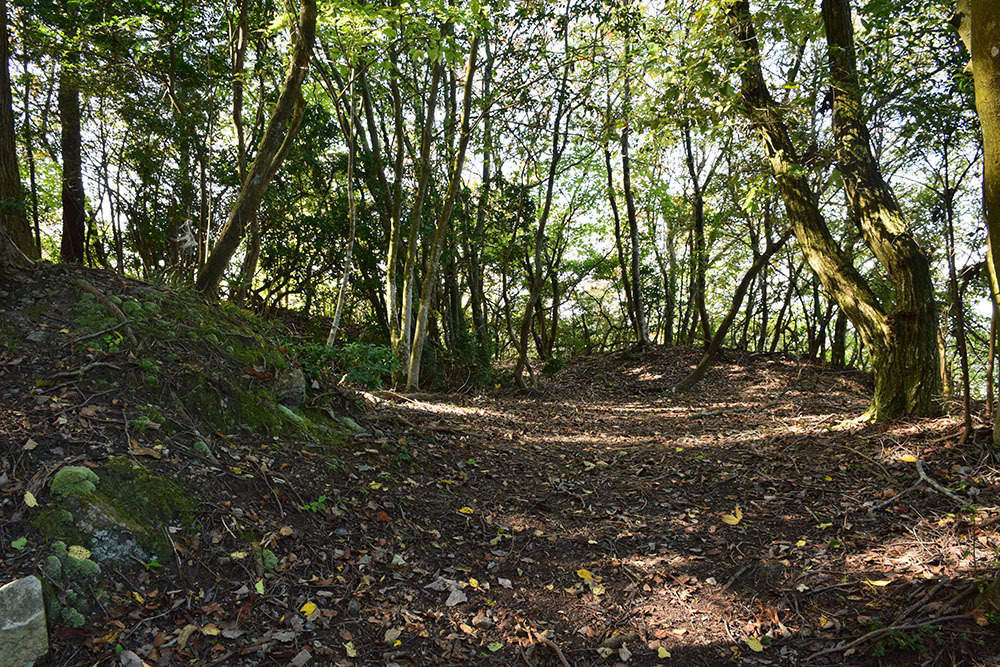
261;548;278;571
51;467;99;498
301;494;328;513
297;341;398;389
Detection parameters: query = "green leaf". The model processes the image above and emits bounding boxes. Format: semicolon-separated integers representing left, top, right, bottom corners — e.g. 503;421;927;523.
11;537;27;551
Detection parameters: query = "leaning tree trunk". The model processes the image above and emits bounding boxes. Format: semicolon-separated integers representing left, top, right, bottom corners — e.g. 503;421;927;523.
821;0;940;419
196;0;316;297
728;0;938;421
673;229;790;392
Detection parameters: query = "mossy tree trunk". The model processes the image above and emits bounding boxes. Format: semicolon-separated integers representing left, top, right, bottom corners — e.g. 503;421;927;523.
820;0;940;419
195;0;316;298
728;0;940;421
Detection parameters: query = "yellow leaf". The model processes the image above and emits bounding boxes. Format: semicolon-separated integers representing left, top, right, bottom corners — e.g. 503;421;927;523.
132;591;144;604
824;475;832;481
23;491;37;508
722;507;743;525
344;641;358;657
818;522;832;530
459;506;475;515
68;545;91;560
230;551;248;560
863;579;892;587
201;623;220;636
369;481;383;490
59;328;70;334
658;646;670;659
589;583;605;595
747;637;764;652
300;602;318;616
900;454;918;463
576;568;592;580
795;539;806;547
468;578;479;588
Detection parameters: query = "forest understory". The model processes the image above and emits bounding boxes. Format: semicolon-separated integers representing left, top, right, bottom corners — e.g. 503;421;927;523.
2;266;999;667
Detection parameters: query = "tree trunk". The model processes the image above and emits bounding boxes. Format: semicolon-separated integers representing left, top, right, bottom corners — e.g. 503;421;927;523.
673;229;790;392
407;33;480;389
960;0;1000;443
683;122;712;345
195;0;316;297
0;1;34;258
605;145;636;334
728;0;939;421
59;60;86;264
621;94;649;346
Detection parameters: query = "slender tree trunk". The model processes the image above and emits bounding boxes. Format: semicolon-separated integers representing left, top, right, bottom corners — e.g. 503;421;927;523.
407;33;480;389
605;145;636;334
621;81;648;346
59;59;86;264
673;230;791;392
327;68;357;347
0;1;34;258
683;122;712;345
831;310;847;367
196;0;316;297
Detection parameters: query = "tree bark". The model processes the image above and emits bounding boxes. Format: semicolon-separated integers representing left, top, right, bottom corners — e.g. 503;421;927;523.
0;1;34;258
195;0;316;297
407;33;480;389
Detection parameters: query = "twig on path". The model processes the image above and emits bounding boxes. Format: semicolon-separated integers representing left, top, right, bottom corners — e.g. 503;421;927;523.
529;628;573;667
916;459;968;506
868;459;968;513
804;614;969;662
722;564;752;592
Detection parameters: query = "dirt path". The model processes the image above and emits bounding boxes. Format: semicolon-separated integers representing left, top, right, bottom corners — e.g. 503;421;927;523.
296;347;997;666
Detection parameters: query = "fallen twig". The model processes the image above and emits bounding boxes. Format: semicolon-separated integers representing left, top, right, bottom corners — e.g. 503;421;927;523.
529;628;572;667
74;277;138;346
805;614;969;662
916;459;968;506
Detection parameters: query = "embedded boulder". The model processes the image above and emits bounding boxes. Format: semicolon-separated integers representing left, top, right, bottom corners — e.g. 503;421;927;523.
0;576;48;667
274;367;307;409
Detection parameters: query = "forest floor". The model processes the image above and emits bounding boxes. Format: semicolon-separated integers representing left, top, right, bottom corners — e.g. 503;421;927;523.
2;267;1000;666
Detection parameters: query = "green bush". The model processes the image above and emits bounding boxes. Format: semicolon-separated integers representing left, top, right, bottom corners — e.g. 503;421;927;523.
296;341;398;389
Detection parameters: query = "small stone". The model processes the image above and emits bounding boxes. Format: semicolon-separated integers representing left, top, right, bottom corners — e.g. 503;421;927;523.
472;613;494;629
25;331;46;344
274;367;307;409
0;576;48;667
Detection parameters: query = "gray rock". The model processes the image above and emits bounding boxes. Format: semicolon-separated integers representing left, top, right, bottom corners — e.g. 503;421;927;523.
274;367;307;408
0;576;48;667
25;331;46;344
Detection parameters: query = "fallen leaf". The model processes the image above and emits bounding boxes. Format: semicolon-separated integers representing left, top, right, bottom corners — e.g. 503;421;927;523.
279;526;294;537
23;438;38;451
459;506;475;515
66;544;90;560
497;578;512;589
657;646;670;659
576;568;592;580
488;641;503;652
11;537;27;550
722;506;743;525
300;602;318;616
384;628;402;644
344;641;358;657
376;511;391;523
23;491;37;508
130;439;162;459
863;579;892;587
795;539;806;547
747;637;764;652
900;454;918;463
468;577;479;588
177;624;198;650
289;649;311;667
445;588;468;607
254;579;264;595
201;623;220;636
